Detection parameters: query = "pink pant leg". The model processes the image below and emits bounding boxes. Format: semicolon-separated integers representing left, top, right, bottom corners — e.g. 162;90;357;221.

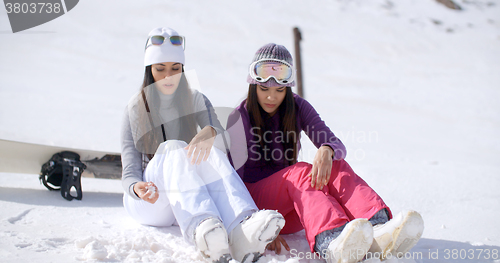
281;210;304;234
325;160;392;220
245;162;349;252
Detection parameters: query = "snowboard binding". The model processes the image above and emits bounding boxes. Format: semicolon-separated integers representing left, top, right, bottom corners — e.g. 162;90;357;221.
39;151;87;201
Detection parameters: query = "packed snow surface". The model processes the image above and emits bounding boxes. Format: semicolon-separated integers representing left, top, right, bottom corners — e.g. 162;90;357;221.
1;0;499;262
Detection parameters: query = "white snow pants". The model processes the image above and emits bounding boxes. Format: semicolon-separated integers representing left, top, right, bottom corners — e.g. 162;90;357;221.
123;140;258;244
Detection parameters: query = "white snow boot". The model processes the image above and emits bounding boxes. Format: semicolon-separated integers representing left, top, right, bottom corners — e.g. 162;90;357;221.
229;210;285;263
194;217;233;263
368;210;424;259
324;218;373;263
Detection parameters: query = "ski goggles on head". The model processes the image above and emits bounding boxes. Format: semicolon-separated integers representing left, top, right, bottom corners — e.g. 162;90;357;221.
145;35;185;50
248;59;295;85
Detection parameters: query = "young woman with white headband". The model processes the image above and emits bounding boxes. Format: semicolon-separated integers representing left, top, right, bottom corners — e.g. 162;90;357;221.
121;28;284;263
227;43;424;263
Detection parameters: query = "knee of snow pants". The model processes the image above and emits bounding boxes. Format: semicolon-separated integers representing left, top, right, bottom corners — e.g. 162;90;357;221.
245;160;391;252
135;140;257;244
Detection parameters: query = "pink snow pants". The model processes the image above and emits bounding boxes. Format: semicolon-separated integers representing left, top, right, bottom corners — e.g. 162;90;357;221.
244;161;392;252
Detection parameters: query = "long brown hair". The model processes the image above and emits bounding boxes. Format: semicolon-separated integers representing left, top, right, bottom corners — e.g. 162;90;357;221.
136;65;197;158
246;84;298;165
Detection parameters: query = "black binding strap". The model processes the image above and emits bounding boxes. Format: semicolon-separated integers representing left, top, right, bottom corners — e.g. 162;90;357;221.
59;159;85;201
39;151;86;201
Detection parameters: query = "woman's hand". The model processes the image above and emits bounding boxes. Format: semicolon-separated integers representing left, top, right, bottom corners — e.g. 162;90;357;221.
185;126;216;165
266;235;290;254
133;181;159;204
309;145;334;190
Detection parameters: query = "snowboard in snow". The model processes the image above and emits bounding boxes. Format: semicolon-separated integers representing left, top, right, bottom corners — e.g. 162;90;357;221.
0;139;121;179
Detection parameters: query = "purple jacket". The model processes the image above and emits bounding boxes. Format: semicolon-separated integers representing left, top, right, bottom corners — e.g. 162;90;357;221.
227;93;346;183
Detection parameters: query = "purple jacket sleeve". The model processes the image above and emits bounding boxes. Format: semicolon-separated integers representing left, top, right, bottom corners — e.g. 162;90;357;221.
296;95;347;160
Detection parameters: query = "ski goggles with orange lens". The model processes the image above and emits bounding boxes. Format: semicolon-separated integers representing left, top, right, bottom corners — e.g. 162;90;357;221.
145;35;185;50
249;59;295;85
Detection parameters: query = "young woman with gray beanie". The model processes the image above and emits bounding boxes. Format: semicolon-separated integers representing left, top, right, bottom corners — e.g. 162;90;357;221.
121;28;285;263
226;43;424;263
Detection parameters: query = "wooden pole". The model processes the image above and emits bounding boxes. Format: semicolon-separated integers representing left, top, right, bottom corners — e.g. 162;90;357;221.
293;27;304;98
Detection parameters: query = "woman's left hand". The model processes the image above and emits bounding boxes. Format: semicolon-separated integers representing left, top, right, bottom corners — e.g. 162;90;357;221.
266;235;290;254
185;126;216;165
309;145;334;190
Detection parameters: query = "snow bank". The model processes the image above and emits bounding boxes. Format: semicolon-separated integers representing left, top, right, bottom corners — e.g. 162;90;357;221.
1;0;499;262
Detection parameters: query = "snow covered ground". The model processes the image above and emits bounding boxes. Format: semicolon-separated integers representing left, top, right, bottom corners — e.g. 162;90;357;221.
1;0;499;262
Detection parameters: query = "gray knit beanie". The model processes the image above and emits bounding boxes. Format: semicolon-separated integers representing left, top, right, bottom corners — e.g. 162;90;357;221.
247;43;295;88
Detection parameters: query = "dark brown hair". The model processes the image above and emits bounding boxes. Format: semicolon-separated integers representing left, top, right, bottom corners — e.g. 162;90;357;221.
246;84;298;165
137;65;197;158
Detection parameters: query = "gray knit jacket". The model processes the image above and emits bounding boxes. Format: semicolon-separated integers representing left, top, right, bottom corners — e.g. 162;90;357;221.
121;89;228;200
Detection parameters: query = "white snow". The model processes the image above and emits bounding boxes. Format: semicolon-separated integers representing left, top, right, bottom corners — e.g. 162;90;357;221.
1;0;500;262
145;183;158;200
